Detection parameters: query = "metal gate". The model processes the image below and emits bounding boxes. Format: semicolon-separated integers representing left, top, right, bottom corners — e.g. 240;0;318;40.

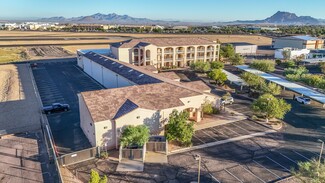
146;142;166;152
58;147;99;166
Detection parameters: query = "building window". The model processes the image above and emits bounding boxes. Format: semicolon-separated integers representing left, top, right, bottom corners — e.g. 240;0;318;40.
137;116;140;119
93;133;95;135
104;126;107;129
90;123;92;126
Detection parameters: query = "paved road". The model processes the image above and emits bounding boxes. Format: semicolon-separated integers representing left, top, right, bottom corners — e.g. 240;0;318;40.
32;59;104;155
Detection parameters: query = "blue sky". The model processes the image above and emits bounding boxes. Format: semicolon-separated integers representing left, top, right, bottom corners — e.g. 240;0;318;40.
1;0;325;22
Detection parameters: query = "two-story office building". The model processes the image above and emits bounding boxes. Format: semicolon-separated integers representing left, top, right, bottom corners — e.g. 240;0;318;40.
110;37;220;68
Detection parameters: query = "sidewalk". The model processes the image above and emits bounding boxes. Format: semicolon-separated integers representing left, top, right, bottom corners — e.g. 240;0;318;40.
194;109;246;131
170;129;276;155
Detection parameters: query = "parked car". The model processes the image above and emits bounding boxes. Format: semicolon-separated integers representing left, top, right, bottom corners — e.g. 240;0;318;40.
294;96;311;105
221;97;234;105
42;103;70;114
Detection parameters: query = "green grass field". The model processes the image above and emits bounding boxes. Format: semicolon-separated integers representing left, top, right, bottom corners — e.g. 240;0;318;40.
0;48;28;63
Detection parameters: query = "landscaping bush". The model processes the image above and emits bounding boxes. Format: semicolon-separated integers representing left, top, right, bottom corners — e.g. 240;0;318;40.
120;125;150;148
190;61;210;73
284;66;308;76
250;60;275;72
100;151;109;159
275;59;282;66
282;60;296;68
202;101;214;114
229;53;244;65
320;62;325;74
165;110;194;146
284;66;325;90
210;61;224;69
207;69;227;85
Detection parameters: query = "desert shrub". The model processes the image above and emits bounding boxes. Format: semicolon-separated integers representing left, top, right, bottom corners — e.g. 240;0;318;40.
100;151;109;159
250;60;275;72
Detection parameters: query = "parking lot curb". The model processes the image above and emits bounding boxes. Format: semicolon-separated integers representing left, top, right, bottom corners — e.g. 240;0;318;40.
169;129;276;155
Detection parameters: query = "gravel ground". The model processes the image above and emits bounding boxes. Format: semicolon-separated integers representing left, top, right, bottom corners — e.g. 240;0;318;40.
0;64;40;134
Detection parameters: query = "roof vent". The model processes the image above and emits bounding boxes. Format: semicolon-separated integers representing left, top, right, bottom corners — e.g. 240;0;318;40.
128;69;133;72
139;74;144;77
112;62;116;64
119;65;124;68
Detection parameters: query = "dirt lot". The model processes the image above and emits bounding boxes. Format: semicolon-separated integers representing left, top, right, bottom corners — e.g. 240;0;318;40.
0;31;271;45
28;46;73;58
0;31;271;63
0;47;28;63
0;64;40;134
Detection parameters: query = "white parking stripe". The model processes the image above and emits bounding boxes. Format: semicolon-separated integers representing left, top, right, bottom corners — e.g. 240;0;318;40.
277;152;298;165
240;121;261;131
239;164;266;183
224;168;243;183
193;135;205;144
293;150;311;161
252;160;281;179
265;156;290;172
223;126;241;135
202;130;218;141
231;122;252;134
209;173;220;183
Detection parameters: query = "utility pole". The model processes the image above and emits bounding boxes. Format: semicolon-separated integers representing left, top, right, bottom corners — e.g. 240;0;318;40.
318;139;324;169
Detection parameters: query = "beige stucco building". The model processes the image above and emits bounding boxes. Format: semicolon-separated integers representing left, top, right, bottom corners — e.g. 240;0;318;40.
272;35;324;49
77;51;218;149
110;37;220;68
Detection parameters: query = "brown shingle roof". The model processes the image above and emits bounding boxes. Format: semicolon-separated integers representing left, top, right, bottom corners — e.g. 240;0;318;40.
181;81;211;92
157;72;180;81
112;37;217;48
81;82;201;122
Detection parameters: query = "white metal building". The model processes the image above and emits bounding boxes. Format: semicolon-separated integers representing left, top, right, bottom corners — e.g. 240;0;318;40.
274;48;310;60
272;35;324;49
228;42;257;55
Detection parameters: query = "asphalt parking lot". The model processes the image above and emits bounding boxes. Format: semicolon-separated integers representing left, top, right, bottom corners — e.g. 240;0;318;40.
192;119;271;146
32;59;104;154
168;134;322;183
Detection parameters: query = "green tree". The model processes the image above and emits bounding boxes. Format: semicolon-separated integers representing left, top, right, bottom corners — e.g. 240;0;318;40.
292;158;325;183
220;44;235;59
229;53;244;65
89;169;100;183
240;72;265;90
120;125;150;147
250;60;275;72
208;69;227;85
282;50;291;60
210;61;224;69
190;61;211;73
320;62;325;74
252;93;291;122
264;82;282;96
165;110;194;146
282;60;296;68
99;175;108;183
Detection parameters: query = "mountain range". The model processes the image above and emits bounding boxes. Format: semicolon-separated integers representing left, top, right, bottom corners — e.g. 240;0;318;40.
37;11;324;25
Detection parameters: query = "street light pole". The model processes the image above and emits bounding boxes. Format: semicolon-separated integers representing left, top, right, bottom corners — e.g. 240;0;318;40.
194;154;201;183
318;139;324;169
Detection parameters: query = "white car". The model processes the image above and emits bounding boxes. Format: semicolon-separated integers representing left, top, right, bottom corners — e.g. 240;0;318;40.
221;97;234;105
294;96;311;105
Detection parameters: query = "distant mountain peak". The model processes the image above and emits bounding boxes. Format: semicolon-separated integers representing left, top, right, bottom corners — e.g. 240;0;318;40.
36;11;324;26
264;11;319;24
